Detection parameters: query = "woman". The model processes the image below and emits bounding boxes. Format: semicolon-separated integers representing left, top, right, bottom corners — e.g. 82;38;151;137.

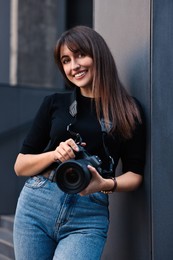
13;26;146;259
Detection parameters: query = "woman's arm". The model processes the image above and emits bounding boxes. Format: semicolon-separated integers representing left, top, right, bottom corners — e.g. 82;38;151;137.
14;152;55;177
113;171;143;192
79;165;143;196
14;138;79;177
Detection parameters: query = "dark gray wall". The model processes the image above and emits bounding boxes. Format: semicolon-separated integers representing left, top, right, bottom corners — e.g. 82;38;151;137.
17;0;64;88
0;84;55;214
152;1;173;259
66;0;93;28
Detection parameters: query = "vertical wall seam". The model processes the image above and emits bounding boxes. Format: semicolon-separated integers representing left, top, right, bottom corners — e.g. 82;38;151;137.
10;0;18;85
150;0;154;259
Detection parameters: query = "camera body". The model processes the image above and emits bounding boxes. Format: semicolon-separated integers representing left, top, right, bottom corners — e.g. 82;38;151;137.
55;145;103;194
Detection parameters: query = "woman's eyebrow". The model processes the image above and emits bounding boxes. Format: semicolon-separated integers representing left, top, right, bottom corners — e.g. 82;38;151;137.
60;55;68;61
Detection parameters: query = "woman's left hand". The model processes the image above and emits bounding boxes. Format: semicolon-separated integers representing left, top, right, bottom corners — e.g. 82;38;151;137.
79;165;114;196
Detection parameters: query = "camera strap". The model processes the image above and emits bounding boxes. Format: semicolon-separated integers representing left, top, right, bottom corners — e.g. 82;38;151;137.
68;89;114;176
101;131;114;177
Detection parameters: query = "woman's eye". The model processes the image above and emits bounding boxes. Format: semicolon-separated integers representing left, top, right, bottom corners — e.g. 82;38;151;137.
62;59;70;64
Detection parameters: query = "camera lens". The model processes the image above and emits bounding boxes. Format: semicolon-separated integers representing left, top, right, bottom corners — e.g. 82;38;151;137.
63;168;81;185
65;168;78;183
55;160;91;194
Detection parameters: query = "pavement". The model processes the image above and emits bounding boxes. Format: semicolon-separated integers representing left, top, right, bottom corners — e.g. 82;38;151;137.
0;216;14;260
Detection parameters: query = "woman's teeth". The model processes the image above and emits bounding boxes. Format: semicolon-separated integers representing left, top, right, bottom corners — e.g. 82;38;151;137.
75;71;86;78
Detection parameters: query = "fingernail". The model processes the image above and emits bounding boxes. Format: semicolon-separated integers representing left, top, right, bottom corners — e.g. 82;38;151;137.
74;146;79;151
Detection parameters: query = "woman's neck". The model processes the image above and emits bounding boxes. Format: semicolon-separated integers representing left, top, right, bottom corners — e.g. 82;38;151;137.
79;88;94;98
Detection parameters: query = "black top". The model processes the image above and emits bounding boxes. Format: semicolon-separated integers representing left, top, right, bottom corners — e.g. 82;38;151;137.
20;91;146;176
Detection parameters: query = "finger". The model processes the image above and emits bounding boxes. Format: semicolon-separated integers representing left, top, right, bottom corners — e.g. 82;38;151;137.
87;165;104;184
80;142;86;147
65;138;79;151
57;145;74;161
79;190;87;196
58;138;79;159
87;165;99;176
54;147;67;162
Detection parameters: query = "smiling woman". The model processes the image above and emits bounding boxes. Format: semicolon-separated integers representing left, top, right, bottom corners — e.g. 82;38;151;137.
13;26;146;260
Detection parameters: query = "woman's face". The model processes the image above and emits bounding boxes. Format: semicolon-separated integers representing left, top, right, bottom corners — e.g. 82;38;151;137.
60;44;94;97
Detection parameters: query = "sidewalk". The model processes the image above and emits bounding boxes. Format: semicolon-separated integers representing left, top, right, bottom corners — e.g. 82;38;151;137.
0;216;15;260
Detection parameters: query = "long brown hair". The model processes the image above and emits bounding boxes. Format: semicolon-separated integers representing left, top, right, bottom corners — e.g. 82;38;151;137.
54;26;141;139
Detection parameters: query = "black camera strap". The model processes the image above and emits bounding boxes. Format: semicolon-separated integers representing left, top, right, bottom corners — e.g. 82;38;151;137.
67;123;83;144
68;89;114;177
101;131;114;177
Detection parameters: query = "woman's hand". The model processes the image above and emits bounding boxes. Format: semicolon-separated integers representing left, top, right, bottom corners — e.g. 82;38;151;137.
79;165;115;196
53;138;79;162
79;166;143;196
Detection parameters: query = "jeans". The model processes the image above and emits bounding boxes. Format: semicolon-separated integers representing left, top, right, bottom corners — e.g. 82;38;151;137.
13;175;110;260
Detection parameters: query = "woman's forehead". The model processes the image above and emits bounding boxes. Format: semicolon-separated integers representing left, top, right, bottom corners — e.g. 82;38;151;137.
64;40;81;51
60;44;79;56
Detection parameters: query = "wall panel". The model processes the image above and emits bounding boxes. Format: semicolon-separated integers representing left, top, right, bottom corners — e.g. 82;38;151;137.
94;1;151;259
151;1;173;259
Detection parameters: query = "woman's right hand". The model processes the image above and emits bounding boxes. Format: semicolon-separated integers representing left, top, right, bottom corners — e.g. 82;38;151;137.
53;138;79;163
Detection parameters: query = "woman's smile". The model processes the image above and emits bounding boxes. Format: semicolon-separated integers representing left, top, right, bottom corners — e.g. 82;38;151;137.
73;70;87;79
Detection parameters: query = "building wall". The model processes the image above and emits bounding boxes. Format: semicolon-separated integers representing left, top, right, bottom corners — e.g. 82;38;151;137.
17;0;64;88
94;1;150;259
151;1;173;259
94;1;173;260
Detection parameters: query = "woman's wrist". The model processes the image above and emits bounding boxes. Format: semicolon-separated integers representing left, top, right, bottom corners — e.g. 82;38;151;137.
101;177;117;194
52;150;59;162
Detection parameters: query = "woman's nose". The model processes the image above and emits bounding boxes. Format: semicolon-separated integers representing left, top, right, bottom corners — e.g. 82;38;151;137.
71;59;80;70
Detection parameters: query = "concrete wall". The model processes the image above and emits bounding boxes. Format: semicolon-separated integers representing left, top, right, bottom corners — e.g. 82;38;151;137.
94;1;151;258
151;1;173;259
0;84;55;214
94;1;173;259
17;0;64;88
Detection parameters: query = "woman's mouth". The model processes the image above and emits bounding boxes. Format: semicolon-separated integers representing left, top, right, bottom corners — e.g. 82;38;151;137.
74;71;87;79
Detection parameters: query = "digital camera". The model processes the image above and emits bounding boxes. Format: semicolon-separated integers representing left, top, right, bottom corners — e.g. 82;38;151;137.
55;145;103;194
